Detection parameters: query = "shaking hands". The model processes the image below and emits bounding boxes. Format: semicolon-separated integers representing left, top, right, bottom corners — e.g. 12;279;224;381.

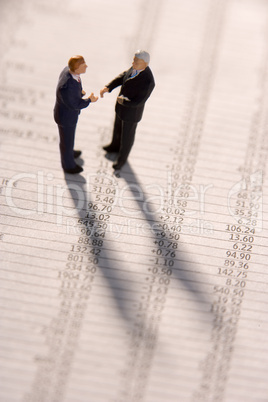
83;87;129;103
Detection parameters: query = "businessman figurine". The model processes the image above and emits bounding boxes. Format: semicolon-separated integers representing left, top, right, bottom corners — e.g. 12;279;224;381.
54;55;98;174
100;50;155;170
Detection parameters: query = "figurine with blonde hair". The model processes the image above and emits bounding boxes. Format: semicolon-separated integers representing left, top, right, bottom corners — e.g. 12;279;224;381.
54;55;98;174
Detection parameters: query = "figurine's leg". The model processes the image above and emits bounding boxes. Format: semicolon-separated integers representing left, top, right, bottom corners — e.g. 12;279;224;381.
115;121;138;168
58;124;77;170
103;114;122;152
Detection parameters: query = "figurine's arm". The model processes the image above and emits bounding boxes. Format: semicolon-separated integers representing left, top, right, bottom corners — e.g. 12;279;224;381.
100;71;127;97
61;85;98;109
61;86;91;110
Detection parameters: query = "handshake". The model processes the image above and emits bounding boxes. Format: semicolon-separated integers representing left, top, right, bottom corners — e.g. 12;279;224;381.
55;52;154;174
83;87;129;104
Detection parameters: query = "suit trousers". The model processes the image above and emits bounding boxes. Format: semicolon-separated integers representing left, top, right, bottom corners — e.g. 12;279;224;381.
109;114;138;165
57;124;77;170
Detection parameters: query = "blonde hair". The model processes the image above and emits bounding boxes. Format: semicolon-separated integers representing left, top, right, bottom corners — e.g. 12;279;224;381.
68;55;85;72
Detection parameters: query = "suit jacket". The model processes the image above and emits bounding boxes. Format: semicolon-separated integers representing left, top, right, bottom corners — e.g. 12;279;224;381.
54;66;91;127
106;66;155;122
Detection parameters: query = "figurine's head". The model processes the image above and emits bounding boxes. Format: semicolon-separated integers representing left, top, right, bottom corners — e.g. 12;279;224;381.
132;50;150;70
68;55;87;74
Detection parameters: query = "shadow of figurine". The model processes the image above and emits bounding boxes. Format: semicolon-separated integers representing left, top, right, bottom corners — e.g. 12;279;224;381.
116;163;213;310
62;171;158;328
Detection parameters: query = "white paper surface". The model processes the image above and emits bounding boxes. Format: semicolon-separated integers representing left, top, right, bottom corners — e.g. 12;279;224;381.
0;0;267;401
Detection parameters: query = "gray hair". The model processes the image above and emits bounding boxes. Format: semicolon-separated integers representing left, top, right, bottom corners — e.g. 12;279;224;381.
134;50;150;64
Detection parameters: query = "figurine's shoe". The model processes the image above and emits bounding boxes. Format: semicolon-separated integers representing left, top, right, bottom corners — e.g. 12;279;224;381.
73;150;82;158
103;145;119;153
112;162;124;170
64;165;83;174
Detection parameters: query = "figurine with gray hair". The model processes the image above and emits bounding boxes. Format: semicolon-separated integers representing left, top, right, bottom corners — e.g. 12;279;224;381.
100;50;155;170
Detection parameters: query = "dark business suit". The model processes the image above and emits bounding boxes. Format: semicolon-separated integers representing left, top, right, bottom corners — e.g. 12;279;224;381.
106;66;155;166
54;66;91;170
